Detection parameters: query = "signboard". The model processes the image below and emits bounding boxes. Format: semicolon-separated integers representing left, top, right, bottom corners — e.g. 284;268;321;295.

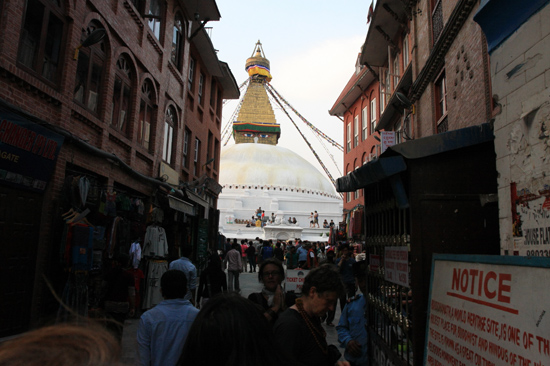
381;131;396;153
0;108;64;192
384;246;409;287
425;254;550;366
511;183;550;257
285;269;309;293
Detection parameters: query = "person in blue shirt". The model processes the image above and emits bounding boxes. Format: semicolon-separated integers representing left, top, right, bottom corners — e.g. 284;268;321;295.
336;261;368;366
137;270;199;366
168;245;197;305
296;241;308;268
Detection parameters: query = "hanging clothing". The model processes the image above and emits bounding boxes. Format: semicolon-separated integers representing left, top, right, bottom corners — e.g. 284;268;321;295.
79;176;90;207
142;259;168;309
129;241;142;269
143;225;168;257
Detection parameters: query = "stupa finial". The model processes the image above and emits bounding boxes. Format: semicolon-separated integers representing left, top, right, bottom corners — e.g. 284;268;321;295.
245;40;272;82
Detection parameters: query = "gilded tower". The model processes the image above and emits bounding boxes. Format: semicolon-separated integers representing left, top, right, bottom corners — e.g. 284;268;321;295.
233;41;281;145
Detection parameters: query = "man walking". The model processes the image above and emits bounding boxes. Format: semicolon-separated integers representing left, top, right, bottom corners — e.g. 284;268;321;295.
223;243;242;292
335;243;357;312
137;270;199;366
168;245;197;306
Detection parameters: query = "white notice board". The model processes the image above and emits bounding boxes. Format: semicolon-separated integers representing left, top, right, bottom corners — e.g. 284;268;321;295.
285;269;309;293
425;254;550;366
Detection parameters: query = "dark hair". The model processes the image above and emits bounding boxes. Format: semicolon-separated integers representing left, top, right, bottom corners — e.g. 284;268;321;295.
302;264;344;295
352;260;368;278
181;245;193;258
338;243;350;252
179;293;293;366
257;258;284;283
0;323;122;366
161;270;188;299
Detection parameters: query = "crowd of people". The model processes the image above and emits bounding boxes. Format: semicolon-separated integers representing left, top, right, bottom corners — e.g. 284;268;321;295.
0;239;368;366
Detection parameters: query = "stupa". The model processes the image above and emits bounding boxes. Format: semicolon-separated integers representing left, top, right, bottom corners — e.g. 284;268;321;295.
218;41;343;241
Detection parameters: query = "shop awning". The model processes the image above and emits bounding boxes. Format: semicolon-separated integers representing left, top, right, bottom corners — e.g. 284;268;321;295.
336;123;495;209
168;195;195;216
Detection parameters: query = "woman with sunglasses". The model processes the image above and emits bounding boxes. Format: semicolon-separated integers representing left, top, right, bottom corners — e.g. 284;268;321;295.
248;258;295;324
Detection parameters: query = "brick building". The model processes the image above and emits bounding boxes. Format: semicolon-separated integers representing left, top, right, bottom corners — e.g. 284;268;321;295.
331;0;500;364
0;0;238;337
475;0;550;257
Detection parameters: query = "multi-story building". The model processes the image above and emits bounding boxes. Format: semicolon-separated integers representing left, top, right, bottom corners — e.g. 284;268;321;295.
331;0;501;364
0;0;238;337
474;0;550;257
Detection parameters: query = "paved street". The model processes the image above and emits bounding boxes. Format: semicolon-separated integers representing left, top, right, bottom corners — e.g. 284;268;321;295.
121;268;344;365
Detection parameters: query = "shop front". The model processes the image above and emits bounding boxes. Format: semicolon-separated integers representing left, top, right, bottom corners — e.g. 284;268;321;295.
336;123;501;365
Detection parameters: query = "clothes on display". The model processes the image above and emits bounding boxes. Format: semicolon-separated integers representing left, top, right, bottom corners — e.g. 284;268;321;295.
129;241;142;269
142;259;168;309
143;225;168;257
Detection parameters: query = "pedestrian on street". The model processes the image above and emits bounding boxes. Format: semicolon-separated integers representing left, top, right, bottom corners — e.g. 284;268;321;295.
273;242;284;262
273;264;349;366
137;270;199;366
337;261;368;366
246;241;257;272
297;242;308;268
168;245;197;306
223;243;242;292
241;240;248;272
248;258;295;325
335;243;356;312
196;254;227;308
179;293;297;366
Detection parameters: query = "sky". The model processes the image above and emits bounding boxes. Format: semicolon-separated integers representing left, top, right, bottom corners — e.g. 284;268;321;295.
208;0;372;183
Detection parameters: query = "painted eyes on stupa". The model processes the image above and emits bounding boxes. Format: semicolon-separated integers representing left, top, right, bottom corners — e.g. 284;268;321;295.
242;133;270;138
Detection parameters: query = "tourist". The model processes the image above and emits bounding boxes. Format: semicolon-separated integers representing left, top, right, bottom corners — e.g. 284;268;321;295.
297;242;308;268
196;254;227;308
137;270;199;366
337;261;368;366
322;248;338;326
248;258;296;324
335;243;356;312
323;219;329;228
241;240;248;272
292;217;297;224
260;239;274;262
273;264;348;366
306;243;319;269
309;212;314;227
179;293;297;366
168;245;197;306
223;243;242;292
246;241;257;272
273;242;284;262
285;245;299;269
314;211;320;228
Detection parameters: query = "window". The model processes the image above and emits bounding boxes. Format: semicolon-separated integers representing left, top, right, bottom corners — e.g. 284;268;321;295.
138;80;155;150
370;98;377;134
384;70;390;111
346;123;351;152
171;13;184;69
18;0;65;83
188;58;195;91
111;56;132;134
435;71;447;122
163;107;176;164
362;106;368;140
193;138;201;176
393;56;400;89
354;115;359;147
403;34;410;67
147;0;163;39
210;79;216;109
183;128;190;169
74;23;105;114
198;73;205;105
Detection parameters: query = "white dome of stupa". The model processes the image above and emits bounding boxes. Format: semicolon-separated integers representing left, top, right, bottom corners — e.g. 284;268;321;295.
220;143;337;197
